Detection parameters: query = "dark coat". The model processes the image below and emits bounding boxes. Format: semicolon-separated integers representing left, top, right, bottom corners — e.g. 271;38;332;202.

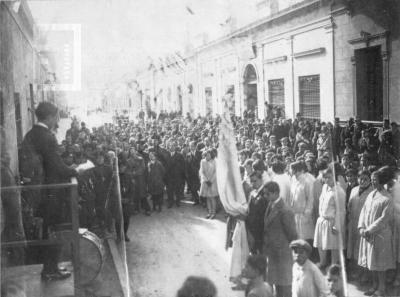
185;150;202;186
246;190;269;254
127;155;147;199
21;125;77;232
166;152;186;186
147;160;165;195
23;125;76;185
263;198;297;286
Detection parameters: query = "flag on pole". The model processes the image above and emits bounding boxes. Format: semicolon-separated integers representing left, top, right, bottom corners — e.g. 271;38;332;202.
216;99;249;280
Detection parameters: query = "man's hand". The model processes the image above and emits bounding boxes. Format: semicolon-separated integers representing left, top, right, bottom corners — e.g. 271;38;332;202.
332;226;338;235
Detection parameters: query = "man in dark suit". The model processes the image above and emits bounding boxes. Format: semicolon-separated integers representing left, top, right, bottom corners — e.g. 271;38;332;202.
246;171;269;255
262;181;297;297
21;102;77;281
185;141;201;205
166;140;186;208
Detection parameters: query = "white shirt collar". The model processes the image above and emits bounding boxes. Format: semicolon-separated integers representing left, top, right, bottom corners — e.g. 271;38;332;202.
271;197;282;207
37;122;49;129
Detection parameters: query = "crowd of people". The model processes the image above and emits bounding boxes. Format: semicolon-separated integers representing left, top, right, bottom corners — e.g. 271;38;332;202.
56;105;400;297
2;100;400;296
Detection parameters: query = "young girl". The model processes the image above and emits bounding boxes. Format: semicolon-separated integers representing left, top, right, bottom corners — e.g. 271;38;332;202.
199;149;218;219
358;169;395;296
313;166;346;269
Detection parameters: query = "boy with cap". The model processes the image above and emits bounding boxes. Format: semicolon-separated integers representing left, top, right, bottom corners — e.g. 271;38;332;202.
291;239;329;297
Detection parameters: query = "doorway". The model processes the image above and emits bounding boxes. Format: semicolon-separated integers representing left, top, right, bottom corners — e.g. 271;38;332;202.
243;64;258;118
355;45;383;121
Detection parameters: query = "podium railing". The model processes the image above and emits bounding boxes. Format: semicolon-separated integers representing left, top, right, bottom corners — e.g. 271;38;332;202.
1;177;81;296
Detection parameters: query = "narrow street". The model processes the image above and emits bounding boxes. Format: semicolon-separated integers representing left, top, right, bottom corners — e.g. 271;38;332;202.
124;197;374;297
125;200;244;297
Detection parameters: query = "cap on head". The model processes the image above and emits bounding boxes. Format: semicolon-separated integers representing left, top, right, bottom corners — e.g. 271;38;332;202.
290;239;312;254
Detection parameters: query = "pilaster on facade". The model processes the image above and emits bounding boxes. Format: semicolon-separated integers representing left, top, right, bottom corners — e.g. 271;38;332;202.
286;35;296;120
256;44;265;119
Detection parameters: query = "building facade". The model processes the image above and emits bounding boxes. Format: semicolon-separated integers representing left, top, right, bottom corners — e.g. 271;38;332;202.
0;1;58;172
135;0;400;124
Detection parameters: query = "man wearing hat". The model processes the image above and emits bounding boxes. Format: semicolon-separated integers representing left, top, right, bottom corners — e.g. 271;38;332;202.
290;239;328;297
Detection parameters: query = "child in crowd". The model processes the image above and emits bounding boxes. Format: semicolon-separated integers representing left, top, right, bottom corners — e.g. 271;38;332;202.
242;254;273;297
176;276;217;297
290;239;328;297
326;264;344;297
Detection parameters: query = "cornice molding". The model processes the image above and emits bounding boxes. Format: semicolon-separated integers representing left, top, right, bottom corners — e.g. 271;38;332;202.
348;31;389;46
293;47;325;58
265;55;288;64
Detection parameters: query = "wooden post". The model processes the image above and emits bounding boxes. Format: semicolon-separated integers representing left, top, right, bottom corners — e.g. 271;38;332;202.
70;177;82;296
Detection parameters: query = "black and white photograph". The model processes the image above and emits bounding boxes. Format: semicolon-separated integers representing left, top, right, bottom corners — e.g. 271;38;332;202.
1;0;400;296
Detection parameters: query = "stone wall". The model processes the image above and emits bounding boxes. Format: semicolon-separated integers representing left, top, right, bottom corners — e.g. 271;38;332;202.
0;2;45;172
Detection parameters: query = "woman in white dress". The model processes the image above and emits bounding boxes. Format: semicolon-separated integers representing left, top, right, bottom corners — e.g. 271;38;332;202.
313;166;346;269
346;169;372;278
199;149;219;219
358;168;395;296
289;161;315;243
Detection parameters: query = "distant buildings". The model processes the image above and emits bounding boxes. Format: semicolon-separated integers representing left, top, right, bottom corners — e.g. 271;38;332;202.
135;0;400;124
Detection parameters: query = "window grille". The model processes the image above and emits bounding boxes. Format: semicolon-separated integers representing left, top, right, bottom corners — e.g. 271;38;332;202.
299;75;320;120
268;79;285;110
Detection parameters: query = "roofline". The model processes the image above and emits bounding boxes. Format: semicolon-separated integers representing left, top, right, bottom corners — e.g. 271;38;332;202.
196;0;321;52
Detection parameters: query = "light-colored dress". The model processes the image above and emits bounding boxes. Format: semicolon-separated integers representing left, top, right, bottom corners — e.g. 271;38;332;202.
346;185;372;260
290;174;315;240
313;183;346;250
199;158;218;197
392;182;400;262
358;189;395;271
292;259;329;297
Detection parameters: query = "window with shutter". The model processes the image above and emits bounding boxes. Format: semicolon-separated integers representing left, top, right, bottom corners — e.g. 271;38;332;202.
268;79;285;110
299;75;320;120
